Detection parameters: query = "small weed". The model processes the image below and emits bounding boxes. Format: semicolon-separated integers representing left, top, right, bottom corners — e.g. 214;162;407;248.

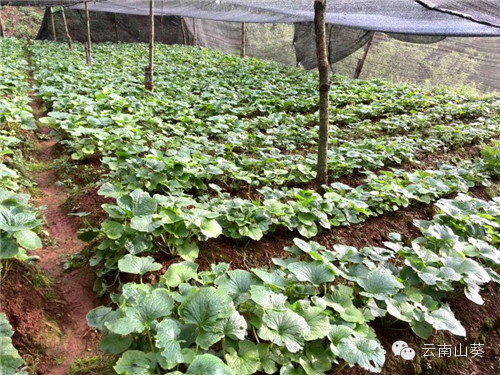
68;355;116;375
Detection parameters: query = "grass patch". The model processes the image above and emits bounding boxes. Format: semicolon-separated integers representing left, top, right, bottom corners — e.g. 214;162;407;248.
68;355;116;375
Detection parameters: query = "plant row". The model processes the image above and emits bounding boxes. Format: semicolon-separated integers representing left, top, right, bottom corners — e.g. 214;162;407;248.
86;193;500;374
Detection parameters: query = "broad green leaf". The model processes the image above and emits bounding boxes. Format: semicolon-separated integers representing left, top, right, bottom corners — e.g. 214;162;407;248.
0;235;19;259
287;261;335;286
219;309;247;341
357;269;404;300
163;262;198;287
294;301;330;340
86;306;119;331
186;354;234;375
196;218;223;238
225;341;260;375
258;310;309;353
178;287;233;331
250;286;287;310
155;319;183;368
177;241;199;262
427;304;466;336
217;269;261;306
337;337;385;373
99;333;133;354
101;220;123;239
13;229;42;250
118;189;157;216
114;350;155;375
118;254;162;275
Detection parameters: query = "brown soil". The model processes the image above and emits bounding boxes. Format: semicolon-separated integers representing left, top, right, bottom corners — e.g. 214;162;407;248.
2;80;100;373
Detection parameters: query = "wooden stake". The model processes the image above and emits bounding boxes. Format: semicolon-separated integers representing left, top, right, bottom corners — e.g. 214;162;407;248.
314;0;330;191
240;22;246;58
145;0;155;92
0;6;5;38
49;7;57;41
181;17;187;45
85;1;92;64
113;13;119;42
354;32;375;79
193;18;197;46
61;7;73;50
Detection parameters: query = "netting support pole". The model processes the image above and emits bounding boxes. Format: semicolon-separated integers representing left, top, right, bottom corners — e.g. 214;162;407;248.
0;6;5;38
61;7;73;50
314;0;330;191
354;32;375;79
113;13;119;43
85;1;92;65
240;22;246;58
193;18;197;46
145;0;155;92
49;7;57;41
180;17;187;45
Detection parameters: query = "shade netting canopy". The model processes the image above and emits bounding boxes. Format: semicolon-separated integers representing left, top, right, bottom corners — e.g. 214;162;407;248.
3;0;500;36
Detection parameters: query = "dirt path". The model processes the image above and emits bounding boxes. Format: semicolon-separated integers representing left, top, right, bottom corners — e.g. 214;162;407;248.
28;77;97;374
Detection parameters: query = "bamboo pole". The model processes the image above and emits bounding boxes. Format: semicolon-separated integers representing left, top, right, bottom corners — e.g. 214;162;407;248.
354;32;375;79
145;0;155;91
85;1;92;64
240;22;246;58
49;7;57;41
113;13;119;42
0;6;5;38
314;0;330;191
193;18;197;46
61;7;73;50
180;17;187;45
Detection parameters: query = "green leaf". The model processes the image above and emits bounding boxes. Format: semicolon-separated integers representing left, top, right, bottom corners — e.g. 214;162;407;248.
178;287;233;331
294;301;330;340
217;270;261;306
155;319;183;369
186;354;234;375
99;333;133;354
130;215;160;233
101;220;123;239
258;309;309;353
427;304;466;336
225;341;260;375
163;262;198;287
118;189;157;216
357;269;404;300
114;350;155;375
13;229;42;250
177;241;199;262
219;310;247;341
86;306;119;331
196;218;223;238
250;286;287;310
118;254;162;275
337;337;385;373
0;235;19;259
287;261;335;286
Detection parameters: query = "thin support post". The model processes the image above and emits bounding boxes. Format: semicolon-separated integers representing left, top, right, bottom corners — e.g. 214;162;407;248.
314;0;330;191
49;7;57;41
240;22;246;58
113;13;119;42
0;6;5;37
145;0;155;92
354;32;375;79
61;7;73;50
193;18;197;46
85;1;92;64
180;17;187;45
